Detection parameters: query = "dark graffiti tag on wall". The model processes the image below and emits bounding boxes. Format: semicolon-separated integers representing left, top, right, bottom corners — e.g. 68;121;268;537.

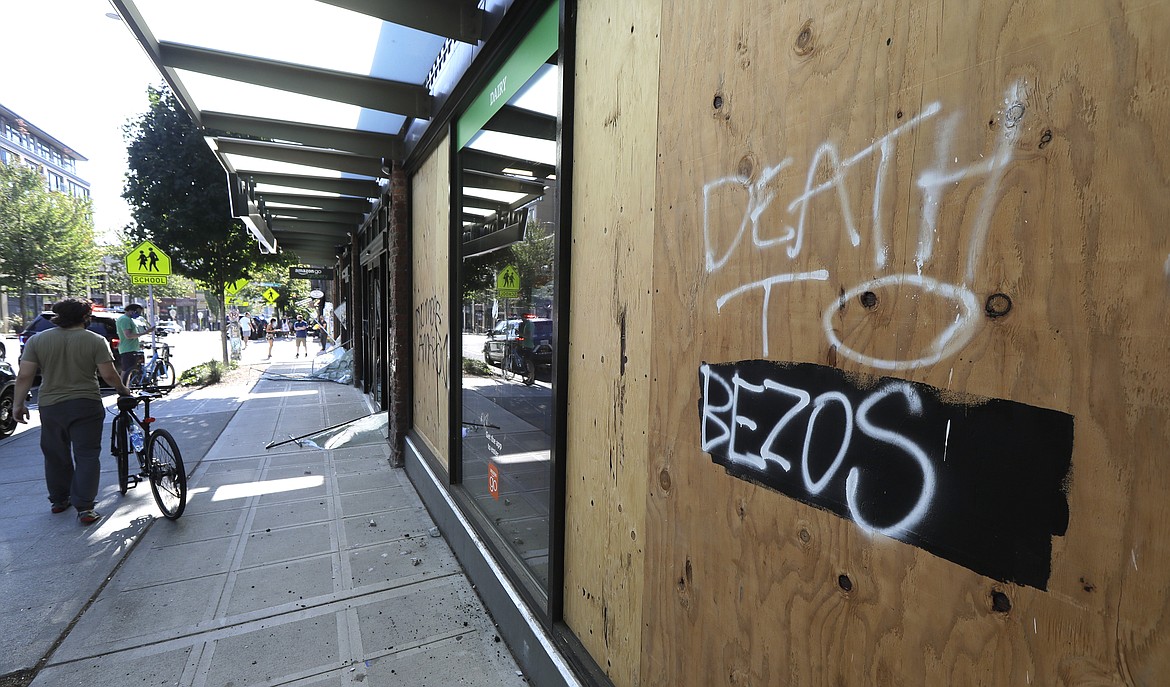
415;295;449;389
699;360;1073;590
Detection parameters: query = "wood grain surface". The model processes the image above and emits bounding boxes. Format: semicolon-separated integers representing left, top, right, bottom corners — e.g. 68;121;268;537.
563;2;662;684
411;134;451;464
635;0;1170;685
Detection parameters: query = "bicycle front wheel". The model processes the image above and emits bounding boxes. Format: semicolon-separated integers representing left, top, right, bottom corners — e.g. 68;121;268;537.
501;354;515;381
147;428;187;519
151;361;177;389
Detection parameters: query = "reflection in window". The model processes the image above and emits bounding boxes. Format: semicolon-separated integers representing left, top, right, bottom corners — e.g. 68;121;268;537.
458;61;560;593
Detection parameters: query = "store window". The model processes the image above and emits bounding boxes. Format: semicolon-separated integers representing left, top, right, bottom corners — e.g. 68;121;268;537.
454;1;563;604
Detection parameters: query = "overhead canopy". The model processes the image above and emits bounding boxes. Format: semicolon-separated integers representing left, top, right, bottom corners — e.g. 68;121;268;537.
112;0;559;267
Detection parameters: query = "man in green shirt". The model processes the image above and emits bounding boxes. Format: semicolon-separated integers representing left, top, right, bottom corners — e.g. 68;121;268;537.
116;303;146;376
13;299;133;525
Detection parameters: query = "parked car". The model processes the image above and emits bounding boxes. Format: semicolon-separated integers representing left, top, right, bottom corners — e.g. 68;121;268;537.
156;319;183;335
19;310;123;370
0;360;18;437
483;317;553;368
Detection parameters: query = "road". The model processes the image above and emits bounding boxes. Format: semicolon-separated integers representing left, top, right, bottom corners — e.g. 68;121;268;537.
0;330;231;443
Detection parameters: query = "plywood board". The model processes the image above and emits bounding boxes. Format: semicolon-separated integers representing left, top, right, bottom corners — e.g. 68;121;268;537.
562;2;661;684
643;0;1170;685
412;135;452;463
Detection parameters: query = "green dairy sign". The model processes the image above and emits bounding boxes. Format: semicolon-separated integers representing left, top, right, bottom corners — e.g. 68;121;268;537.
456;0;559;149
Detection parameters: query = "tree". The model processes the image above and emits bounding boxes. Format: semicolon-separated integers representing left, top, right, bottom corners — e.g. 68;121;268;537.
0;162;99;323
509;219;554;311
123;86;285;362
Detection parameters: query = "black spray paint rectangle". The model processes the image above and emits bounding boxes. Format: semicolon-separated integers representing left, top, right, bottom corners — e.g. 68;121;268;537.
698;360;1074;590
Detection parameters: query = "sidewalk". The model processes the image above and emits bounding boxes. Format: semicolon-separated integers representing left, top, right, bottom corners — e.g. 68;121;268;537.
1;343;528;686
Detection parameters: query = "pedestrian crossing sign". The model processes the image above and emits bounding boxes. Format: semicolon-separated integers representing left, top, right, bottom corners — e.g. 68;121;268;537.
126;240;172;277
496;265;520;298
262;287;280;304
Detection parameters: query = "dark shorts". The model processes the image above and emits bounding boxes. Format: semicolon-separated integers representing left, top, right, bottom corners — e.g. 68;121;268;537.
119;351;143;373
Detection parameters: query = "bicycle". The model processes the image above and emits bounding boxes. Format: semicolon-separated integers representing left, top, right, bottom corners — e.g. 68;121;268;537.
110;392;187;519
122;336;176;390
501;340;536;386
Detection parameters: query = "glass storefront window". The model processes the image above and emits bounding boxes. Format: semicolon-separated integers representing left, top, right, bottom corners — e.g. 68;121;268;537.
455;2;561;599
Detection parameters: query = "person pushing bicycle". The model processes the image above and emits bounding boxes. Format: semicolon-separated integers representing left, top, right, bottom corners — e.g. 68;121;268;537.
13;299;133;525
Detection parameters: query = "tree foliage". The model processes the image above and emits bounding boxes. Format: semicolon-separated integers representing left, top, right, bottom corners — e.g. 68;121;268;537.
122;86;285;361
0;162;99;322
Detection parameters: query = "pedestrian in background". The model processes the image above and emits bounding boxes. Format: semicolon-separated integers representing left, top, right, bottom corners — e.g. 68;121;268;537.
266;318;277;359
12;299;133;525
238;314;251;348
115;303;147;378
293;314;310;358
314;316;329;352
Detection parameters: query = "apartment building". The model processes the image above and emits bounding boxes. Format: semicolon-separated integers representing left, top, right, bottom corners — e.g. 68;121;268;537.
0;101;89;198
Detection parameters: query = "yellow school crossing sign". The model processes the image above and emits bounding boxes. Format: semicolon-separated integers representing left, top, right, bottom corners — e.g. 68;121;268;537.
496;265;520;298
262;287;280;304
126;240;172;285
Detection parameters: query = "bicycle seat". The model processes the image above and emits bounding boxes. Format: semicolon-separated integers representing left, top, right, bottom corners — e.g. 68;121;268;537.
117;395;142;411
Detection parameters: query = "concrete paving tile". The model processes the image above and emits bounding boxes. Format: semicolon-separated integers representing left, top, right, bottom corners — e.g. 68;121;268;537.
225;554;336;616
336;469;399;494
184;483;255;514
356;580;488;654
255;479;329;506
266;463;328;481
343;509;434;549
332;454;394;475
0;488;58;520
337;487;409;518
31;645;192;687
0;601;77;675
348;541;459;589
152;508;246;545
52;574;225;661
330;444;390;462
204;614;339;686
267;451;329;468
250;498;331;532
240;521;333;568
363;634;527;687
110;535;234;590
197;456;264;473
190;465;262;486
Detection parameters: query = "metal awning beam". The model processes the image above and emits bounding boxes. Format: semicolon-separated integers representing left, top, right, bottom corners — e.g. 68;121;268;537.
462;194;510;214
269;219;355;236
461;148;555;179
214;138;385;178
315;0;483;44
483;105;557;140
462;170;546;195
268;208;365;225
259;193;372;214
158;41;432;119
202;111;403;158
243;171;380;198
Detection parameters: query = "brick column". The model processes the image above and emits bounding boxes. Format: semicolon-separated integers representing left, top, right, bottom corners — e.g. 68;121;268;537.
385;162;412;467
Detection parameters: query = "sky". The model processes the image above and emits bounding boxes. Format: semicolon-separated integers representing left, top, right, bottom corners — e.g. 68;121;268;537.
0;0;163;241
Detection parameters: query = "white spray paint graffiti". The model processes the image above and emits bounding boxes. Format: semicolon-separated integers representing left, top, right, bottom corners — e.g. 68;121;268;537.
704;82;1026;369
700;364;935;537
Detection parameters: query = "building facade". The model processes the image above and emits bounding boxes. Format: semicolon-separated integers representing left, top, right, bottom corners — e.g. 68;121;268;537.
118;1;1170;685
0;102;90;199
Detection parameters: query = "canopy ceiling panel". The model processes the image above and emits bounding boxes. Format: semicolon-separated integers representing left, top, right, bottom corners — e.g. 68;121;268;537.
111;0;485;264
